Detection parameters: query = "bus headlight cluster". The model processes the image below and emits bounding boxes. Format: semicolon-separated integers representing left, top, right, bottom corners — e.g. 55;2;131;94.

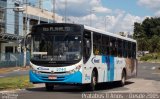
30;63;40;74
31;67;40;74
67;65;81;74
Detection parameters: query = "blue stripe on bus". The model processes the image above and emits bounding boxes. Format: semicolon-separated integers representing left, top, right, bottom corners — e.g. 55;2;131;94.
109;56;114;81
102;55;114;82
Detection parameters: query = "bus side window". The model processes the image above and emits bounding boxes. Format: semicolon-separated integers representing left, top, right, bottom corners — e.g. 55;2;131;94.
132;42;136;59
93;33;101;55
123;40;128;58
83;30;91;63
117;39;122;57
110;37;117;56
102;35;110;55
128;42;132;58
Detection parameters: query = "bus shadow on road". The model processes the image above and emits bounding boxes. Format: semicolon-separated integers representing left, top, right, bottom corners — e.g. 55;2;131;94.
26;81;134;93
95;81;134;92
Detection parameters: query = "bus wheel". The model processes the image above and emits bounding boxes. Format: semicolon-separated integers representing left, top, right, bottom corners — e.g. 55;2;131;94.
120;70;126;86
89;71;97;91
45;83;54;91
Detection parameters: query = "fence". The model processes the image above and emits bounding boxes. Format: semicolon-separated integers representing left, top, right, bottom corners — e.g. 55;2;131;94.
0;52;30;68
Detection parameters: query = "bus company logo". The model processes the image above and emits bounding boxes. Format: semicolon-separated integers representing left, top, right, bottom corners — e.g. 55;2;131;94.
37;67;49;70
91;57;100;64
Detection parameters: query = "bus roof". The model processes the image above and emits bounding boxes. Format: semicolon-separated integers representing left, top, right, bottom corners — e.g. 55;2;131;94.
84;25;136;43
32;23;136;43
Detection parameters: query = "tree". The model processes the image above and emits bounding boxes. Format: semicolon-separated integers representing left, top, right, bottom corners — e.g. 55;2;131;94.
149;35;160;52
133;17;160;53
133;22;145;39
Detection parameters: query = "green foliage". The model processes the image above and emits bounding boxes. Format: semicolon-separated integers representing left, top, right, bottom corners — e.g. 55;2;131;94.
140;55;153;61
134;17;160;52
140;53;160;62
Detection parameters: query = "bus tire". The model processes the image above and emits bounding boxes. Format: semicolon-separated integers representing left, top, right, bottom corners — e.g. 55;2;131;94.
89;70;97;91
120;70;126;86
45;83;54;91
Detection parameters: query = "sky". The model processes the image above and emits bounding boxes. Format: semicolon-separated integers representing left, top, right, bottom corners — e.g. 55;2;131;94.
28;0;160;34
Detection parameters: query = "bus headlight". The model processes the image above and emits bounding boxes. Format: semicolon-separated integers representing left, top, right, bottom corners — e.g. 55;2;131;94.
30;64;40;74
32;69;40;74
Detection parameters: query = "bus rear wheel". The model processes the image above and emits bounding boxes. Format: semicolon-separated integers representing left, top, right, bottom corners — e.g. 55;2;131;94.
45;83;54;91
89;71;97;91
120;70;126;86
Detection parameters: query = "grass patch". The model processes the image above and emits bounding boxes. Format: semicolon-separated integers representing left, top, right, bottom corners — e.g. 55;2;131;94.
139;53;160;62
0;75;33;90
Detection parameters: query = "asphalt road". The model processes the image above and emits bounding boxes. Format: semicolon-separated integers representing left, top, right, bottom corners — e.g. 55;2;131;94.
0;62;160;99
137;62;160;81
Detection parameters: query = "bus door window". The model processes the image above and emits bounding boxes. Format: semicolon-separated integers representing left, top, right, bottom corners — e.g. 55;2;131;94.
83;31;91;63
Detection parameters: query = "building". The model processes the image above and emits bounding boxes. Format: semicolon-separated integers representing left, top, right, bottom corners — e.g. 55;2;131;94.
0;0;23;54
23;5;63;34
0;0;62;54
0;0;62;66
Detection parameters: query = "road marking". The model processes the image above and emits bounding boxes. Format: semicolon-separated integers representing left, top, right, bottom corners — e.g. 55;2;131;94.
151;67;156;70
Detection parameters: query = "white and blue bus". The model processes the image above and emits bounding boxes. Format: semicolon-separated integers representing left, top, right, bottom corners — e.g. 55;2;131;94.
27;23;137;91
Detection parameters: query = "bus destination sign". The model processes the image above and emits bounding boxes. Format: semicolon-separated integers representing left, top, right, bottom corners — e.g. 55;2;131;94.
42;26;71;32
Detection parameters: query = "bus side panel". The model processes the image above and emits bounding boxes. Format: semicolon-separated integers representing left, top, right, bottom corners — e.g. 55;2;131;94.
114;57;126;81
82;55;107;84
125;58;137;79
82;57;95;84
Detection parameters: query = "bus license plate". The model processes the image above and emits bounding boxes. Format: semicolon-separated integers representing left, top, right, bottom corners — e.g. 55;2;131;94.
48;76;57;80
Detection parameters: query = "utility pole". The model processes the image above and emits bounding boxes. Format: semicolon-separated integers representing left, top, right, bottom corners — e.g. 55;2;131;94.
23;0;28;67
64;0;67;23
53;0;56;22
105;17;106;31
105;16;109;31
38;0;42;9
37;0;46;9
89;8;95;27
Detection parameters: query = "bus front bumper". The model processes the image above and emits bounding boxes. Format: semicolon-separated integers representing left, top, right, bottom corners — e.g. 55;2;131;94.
29;70;82;84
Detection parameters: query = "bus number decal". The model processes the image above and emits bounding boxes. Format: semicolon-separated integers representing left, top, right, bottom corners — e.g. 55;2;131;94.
56;68;66;72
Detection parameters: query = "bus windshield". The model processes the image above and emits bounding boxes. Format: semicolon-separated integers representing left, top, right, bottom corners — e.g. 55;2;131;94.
31;34;82;62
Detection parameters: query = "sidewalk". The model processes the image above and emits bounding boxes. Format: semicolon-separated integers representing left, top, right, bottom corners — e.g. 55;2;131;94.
0;66;30;74
0;66;30;78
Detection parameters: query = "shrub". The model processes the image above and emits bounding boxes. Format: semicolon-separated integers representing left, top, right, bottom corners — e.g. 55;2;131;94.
140;55;153;61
